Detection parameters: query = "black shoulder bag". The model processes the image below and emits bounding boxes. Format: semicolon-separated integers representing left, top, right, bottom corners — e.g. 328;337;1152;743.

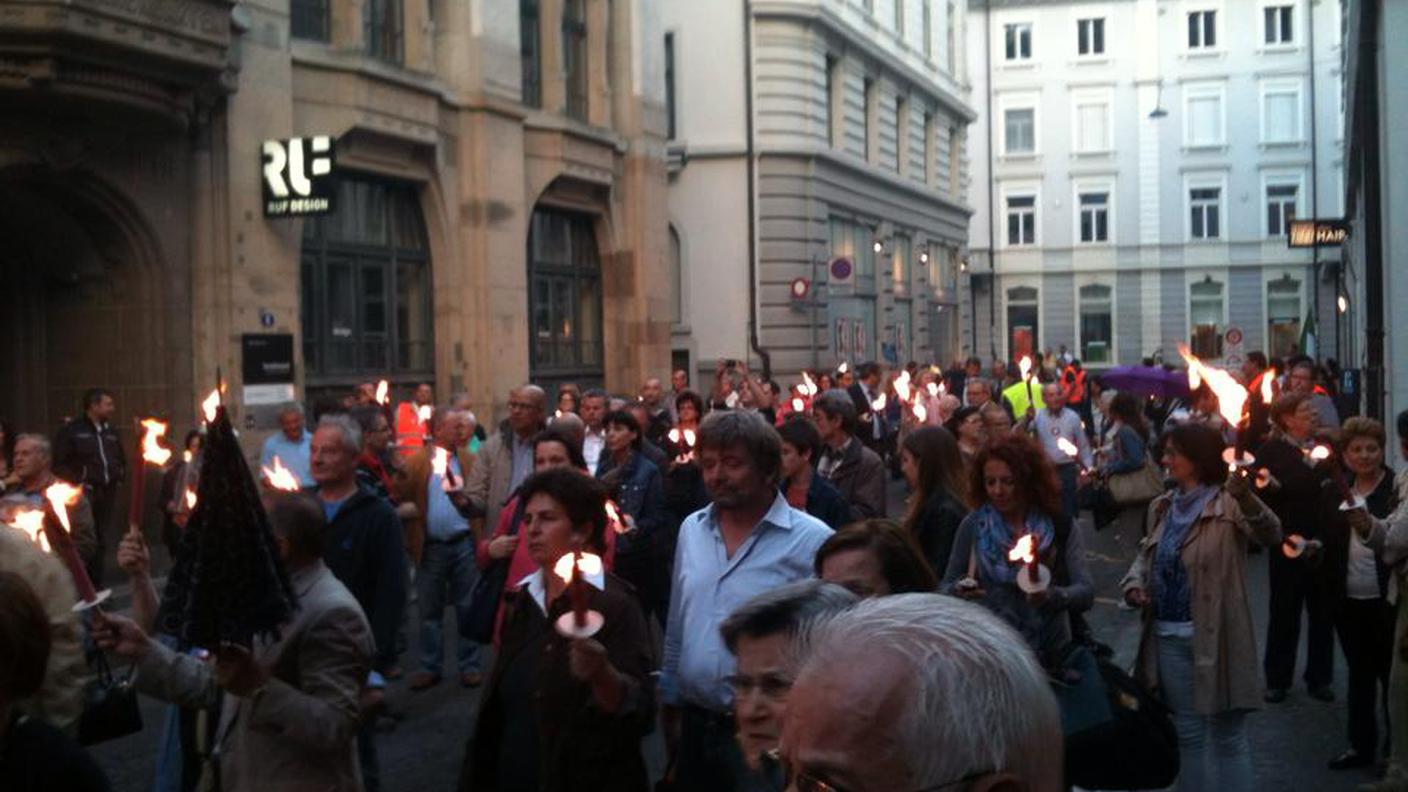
460;496;527;643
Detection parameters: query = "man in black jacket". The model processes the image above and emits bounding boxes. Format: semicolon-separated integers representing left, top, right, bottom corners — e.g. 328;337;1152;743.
52;387;125;586
812;390;887;519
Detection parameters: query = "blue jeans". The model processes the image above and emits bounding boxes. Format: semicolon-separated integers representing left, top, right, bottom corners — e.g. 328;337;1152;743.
1056;462;1079;519
416;537;482;676
1157;633;1255;792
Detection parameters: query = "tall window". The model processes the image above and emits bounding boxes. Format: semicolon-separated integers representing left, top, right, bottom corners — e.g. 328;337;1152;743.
1189;279;1224;358
1266;276;1302;358
1007;286;1039;360
665;33;677;139
946;1;957;73
528;209;602;378
923;112;935;183
1006;194;1036;246
364;0;404;63
290;0;330;41
923;0;933;58
826;56;841;148
828;217;878;361
1004;23;1032;61
1188;10;1216;48
301;178;432;382
1262;83;1301;143
892;235;911;297
1079;191;1109;243
1264;5;1293;44
893;236;913;362
1189;186;1221;239
1185;85;1224;146
1074;97;1109;152
1003;108;1034;154
1078;284;1113;363
521;0;541;107
863;78;876;163
948;125;962;200
829;217;877;294
563;0;588;121
1077;18;1105;55
894;0;904;35
1266;183;1298;237
895;95;909;174
668;224;683;325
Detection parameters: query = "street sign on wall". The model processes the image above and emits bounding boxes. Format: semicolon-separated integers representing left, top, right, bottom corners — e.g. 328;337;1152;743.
262;136;336;217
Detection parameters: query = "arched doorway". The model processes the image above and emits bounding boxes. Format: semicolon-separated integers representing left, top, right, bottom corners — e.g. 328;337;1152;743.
0;167;167;434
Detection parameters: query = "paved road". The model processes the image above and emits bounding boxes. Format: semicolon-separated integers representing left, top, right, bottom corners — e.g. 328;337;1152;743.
92;480;1376;791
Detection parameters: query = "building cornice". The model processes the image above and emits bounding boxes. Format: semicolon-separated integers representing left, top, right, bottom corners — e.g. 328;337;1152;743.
750;0;977;123
763;144;975;217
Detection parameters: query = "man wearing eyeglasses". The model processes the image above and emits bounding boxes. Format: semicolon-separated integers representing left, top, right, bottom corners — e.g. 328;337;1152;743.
778;593;1063;792
465;385;546;530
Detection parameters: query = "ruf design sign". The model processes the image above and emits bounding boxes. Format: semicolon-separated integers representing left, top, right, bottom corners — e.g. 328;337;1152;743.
262;136;336;217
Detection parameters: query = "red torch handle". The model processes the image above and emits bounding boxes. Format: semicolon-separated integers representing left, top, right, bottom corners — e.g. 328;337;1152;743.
43;503;99;603
127;456;147;535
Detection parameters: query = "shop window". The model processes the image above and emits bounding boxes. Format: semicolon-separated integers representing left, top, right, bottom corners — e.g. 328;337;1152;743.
1007;285;1039;360
1079;284;1113;363
1189;279;1224;358
1267;276;1302;359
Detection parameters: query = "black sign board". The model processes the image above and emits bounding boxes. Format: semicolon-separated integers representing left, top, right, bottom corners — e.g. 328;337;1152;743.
1287;218;1350;248
261;136;336;218
241;334;295;385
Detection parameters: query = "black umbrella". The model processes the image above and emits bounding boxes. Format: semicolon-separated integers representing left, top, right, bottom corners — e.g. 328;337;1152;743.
157;405;298;650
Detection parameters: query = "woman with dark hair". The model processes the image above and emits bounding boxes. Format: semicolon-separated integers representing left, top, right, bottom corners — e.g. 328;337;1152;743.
940;434;1092;668
1319;418;1398;770
1257;391;1336;704
662;390;709;523
0;571;110;791
556;384;581;416
461;469;654;792
815;519;938;597
943;405;987;469
596;410;667;624
1122;423;1281;792
157;429;204;563
1099;392;1154;549
900;426;970;574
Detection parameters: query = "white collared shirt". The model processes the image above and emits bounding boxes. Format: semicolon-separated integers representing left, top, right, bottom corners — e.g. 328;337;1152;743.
517;566;606;616
583;428;606;474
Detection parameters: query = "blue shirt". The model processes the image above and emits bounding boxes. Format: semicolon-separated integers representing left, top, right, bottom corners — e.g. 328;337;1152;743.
321;494;349;523
260;430;314;487
660;493;833;711
425;455;471;541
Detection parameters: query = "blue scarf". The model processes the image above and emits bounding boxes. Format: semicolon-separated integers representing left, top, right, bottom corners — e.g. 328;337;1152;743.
973;503;1056;586
1153;484;1219;622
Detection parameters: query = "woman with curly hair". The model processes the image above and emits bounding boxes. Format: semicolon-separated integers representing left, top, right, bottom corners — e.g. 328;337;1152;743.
939;433;1093;667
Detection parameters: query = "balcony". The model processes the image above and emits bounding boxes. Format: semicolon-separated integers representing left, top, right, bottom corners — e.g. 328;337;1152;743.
0;0;236;123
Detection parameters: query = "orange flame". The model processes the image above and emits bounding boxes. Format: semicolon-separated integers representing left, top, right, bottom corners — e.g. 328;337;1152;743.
553;551;604;583
262;456;302;492
375;379;390;405
184;488;198;510
1260;369;1276;403
201;388;221;423
1309;445;1332;462
43;481;84;533
1057;437;1079;458
1178;345;1248;426
140;418;173;466
1008;533;1036;565
6;508;51;552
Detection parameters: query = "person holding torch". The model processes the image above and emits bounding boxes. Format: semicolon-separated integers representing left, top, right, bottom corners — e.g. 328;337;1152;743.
459;468;654;792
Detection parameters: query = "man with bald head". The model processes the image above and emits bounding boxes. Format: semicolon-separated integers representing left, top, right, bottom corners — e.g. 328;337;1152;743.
465;385;547;530
640;376;674;448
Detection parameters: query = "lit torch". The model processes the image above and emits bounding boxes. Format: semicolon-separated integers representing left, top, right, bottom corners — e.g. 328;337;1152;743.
1057;436;1088;475
1007;533;1049;594
375;379;390;406
431;446;459;492
43;482;105;607
791;397;805;414
926;381;941;398
1179;345;1253;471
6;507;51;553
1019;356;1034;407
801;371;818;397
127;418;172;537
1309;444;1359;509
184;488;198;510
668;427;697;464
894;371;912;404
262;456;303;492
201;388;222;424
551;550;605;638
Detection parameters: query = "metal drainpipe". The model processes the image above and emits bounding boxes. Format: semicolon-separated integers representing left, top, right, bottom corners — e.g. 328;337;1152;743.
1359;0;1385;419
743;0;772;380
1308;0;1321;351
983;1;998;362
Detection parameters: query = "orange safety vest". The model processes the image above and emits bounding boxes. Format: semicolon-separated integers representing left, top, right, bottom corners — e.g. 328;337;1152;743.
1061;366;1087;403
395;401;429;456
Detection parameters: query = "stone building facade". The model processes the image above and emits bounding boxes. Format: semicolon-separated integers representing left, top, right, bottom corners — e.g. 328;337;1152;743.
0;0;669;441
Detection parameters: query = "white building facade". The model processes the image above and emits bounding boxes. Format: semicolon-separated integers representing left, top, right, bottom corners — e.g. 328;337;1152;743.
966;0;1344;371
662;0;976;381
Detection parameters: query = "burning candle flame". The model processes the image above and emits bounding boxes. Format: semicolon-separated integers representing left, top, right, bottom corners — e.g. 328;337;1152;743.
1057;437;1079;458
912;402;927;423
926;382;940;398
184;488;198;510
417;405;433;424
43;482;84;533
1255;468;1272;489
801;371;818;397
684;428;696;446
1309;445;1332;462
1007;533;1036;565
605;501;626;534
894;371;912;403
1178;345;1248;427
375;379;390;405
1260;369;1275;403
554;409;564;419
871;394;887;412
7;508;51;552
183;449;193;464
838;361;849;374
1019;356;1033;380
262;456;302;492
553;551;604;583
791;397;804;413
201;388;221;423
140;418;173;466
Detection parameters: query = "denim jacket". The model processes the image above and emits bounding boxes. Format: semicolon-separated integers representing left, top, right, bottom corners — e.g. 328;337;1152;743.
597;452;667;556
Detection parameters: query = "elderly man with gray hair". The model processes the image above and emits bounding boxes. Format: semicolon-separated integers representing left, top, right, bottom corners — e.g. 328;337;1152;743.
260;402;314;488
779;592;1064;792
720;580;858;790
465;384;547;530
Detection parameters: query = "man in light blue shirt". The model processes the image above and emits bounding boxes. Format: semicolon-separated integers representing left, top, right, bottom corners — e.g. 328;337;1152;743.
660;410;833;791
1031;382;1094;519
260;404;314;487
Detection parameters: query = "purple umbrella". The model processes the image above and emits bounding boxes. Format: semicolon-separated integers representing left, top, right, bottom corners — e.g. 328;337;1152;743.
1097;365;1191;399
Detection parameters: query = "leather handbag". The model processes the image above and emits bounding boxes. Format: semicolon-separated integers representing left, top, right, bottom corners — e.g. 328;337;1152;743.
1064;654;1180;790
460;498;526;643
77;652;143;746
1107;459;1165;507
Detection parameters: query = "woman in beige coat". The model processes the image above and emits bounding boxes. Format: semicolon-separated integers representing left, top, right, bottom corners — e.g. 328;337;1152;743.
1122;423;1281;792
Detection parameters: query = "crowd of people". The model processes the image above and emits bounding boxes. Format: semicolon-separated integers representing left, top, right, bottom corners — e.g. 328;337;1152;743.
1;347;1407;792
